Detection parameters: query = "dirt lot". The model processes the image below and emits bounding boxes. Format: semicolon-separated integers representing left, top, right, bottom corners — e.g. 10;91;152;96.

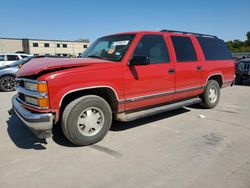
0;82;250;188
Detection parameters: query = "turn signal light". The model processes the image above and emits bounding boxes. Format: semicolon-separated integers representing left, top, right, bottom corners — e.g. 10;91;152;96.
38;98;49;108
37;83;48;92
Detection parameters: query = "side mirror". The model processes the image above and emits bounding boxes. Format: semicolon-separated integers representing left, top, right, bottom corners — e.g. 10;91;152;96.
129;56;150;66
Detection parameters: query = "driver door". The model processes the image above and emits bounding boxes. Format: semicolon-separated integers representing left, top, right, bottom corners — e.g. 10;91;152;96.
123;34;175;111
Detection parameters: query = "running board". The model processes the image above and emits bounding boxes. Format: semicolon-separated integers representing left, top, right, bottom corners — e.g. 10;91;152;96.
116;98;201;122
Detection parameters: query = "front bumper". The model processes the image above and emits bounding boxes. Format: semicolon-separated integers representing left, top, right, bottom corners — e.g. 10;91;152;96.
12;95;54;138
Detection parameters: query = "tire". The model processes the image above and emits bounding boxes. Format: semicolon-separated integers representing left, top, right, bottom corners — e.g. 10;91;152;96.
0;76;16;92
200;80;220;109
62;95;112;146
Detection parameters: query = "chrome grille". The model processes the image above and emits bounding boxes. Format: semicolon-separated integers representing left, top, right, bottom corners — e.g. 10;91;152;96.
244;63;250;70
15;78;48;109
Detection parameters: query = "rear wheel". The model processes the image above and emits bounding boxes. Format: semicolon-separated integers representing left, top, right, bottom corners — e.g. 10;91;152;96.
62;95;112;146
200;80;220;109
0;76;16;92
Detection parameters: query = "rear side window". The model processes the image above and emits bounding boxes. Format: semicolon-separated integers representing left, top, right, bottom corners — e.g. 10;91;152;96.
133;35;170;64
197;37;232;60
171;36;197;62
7;55;19;61
0;55;5;61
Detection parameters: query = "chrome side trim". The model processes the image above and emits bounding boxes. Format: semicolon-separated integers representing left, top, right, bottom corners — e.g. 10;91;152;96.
59;86;122;107
126;90;175;103
175;86;205;94
12;95;53;131
16;78;47;84
16;86;47;98
125;85;205;103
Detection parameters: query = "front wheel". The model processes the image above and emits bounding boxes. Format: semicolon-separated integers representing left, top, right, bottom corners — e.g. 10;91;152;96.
200;80;220;109
62;95;112;146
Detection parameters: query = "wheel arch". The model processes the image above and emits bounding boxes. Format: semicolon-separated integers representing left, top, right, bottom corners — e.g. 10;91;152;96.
206;74;224;88
59;86;120;116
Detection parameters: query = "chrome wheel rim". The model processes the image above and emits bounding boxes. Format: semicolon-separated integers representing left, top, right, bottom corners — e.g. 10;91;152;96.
1;77;16;91
77;107;104;137
208;86;217;103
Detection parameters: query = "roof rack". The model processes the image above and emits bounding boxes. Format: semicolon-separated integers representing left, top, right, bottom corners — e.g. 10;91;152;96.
160;29;217;38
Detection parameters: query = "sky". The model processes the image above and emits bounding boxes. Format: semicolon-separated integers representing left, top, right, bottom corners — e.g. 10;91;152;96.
0;0;249;42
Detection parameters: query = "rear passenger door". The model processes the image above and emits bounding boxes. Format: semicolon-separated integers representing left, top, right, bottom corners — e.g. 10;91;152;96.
170;35;203;99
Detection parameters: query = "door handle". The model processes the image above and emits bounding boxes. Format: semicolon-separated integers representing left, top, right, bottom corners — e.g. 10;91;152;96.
168;68;175;74
197;66;202;71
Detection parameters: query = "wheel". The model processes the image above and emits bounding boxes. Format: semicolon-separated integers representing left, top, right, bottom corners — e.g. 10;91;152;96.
200;80;220;109
0;76;16;92
62;95;112;146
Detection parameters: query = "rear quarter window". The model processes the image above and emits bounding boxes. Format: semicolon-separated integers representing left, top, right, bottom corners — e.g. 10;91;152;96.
197;37;232;60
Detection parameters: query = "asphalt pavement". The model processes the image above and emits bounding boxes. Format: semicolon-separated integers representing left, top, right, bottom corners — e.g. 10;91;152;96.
0;81;250;188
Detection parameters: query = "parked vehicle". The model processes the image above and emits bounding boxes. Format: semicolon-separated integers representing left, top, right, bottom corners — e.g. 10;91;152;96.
11;30;234;146
235;58;250;84
0;55;59;91
0;56;34;91
0;53;31;67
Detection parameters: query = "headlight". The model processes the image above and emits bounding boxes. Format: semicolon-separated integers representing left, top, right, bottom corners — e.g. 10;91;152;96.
25;96;48;108
24;82;48;92
237;63;245;71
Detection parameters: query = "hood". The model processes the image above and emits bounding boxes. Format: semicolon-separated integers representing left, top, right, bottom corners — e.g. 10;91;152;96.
16;57;114;77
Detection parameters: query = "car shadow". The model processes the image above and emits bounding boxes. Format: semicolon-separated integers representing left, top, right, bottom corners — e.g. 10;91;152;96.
110;107;190;132
52;107;190;147
6;107;190;148
6;110;48;150
52;124;76;147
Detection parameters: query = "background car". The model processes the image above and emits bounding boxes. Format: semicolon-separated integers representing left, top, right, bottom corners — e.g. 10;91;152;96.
235;58;250;84
0;53;31;67
0;55;64;91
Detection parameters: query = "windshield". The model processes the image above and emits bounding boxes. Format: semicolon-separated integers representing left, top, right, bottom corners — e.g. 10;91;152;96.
81;34;135;62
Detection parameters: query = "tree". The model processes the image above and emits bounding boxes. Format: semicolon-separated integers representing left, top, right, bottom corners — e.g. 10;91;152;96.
246;31;250;41
226;31;250;53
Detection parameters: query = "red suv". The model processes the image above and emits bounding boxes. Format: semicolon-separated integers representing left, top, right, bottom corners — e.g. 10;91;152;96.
11;30;235;145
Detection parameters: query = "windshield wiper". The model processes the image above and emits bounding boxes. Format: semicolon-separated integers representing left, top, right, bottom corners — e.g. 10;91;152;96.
87;55;104;60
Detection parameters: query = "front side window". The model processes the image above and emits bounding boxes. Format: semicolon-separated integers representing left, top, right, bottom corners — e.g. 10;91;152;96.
57;44;60;48
132;34;170;64
44;43;50;47
0;55;5;61
82;34;135;62
7;55;19;61
171;36;197;62
63;44;67;48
